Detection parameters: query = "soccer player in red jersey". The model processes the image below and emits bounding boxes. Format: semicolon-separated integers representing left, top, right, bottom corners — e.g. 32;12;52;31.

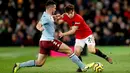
56;4;113;72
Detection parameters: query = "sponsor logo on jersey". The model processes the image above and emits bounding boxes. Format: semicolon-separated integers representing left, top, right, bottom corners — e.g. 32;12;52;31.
75;22;80;24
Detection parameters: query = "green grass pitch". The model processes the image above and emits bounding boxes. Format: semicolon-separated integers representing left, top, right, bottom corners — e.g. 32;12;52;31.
0;46;130;73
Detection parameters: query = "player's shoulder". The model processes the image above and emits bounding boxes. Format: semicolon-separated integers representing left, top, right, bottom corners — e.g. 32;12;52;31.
75;14;83;19
41;12;50;20
62;13;68;17
42;12;47;17
74;14;83;22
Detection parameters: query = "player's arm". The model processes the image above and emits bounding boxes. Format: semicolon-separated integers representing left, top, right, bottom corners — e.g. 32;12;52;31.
36;14;48;31
36;22;44;31
63;26;78;35
57;19;64;25
59;26;78;37
53;14;65;25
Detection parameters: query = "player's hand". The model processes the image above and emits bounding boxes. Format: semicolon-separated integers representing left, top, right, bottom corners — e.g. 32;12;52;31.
56;14;61;19
59;31;64;38
39;27;44;31
53;14;61;23
53;14;61;20
36;23;44;32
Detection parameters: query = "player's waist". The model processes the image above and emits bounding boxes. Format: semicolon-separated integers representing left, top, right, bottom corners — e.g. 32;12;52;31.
40;37;54;41
75;32;92;39
75;30;92;34
39;39;55;42
77;28;92;32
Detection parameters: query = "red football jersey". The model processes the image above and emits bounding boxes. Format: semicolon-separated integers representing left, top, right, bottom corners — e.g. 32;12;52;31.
62;13;92;39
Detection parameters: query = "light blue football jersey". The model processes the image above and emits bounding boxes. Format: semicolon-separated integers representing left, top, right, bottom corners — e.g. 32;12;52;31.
39;12;56;41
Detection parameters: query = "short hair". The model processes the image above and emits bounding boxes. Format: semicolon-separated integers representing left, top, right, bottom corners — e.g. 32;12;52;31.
64;4;74;13
45;0;56;7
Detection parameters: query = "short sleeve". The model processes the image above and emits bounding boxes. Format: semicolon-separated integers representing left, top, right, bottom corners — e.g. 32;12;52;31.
38;14;48;25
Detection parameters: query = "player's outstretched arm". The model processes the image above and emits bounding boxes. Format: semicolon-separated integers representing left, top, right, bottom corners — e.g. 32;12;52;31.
53;14;64;25
36;23;44;31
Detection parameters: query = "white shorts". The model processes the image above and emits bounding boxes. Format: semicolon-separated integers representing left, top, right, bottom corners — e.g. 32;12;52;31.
75;35;95;49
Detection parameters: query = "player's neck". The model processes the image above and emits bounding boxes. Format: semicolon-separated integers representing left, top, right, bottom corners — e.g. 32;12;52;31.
46;10;53;16
71;12;75;18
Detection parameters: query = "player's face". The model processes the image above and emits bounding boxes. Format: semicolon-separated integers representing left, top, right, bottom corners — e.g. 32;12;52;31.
66;10;74;18
52;5;56;14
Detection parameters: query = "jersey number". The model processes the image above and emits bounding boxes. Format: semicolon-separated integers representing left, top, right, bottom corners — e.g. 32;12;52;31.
88;37;93;43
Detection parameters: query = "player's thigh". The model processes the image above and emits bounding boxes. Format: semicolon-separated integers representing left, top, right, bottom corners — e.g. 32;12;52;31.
75;39;85;51
74;46;82;56
39;41;50;55
37;41;49;65
85;35;96;53
58;42;72;56
36;53;48;65
74;39;85;56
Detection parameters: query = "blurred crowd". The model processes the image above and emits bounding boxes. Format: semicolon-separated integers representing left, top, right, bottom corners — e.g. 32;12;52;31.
0;0;130;46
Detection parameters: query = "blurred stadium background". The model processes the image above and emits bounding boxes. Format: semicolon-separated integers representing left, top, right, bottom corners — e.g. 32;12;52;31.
0;0;130;73
0;0;130;46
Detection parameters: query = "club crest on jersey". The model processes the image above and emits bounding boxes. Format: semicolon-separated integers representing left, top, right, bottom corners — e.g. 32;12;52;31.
72;21;75;25
72;21;80;25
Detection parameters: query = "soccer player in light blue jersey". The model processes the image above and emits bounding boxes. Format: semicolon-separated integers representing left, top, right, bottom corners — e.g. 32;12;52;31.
12;1;93;73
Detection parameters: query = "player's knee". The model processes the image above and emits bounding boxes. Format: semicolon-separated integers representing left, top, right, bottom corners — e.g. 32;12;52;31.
89;49;96;54
64;48;73;56
90;50;96;54
67;50;73;56
75;52;80;56
74;46;82;56
88;45;96;53
35;60;44;67
74;50;81;56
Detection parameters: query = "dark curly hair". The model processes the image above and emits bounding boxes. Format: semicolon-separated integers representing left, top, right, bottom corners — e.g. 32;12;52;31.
64;4;74;13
